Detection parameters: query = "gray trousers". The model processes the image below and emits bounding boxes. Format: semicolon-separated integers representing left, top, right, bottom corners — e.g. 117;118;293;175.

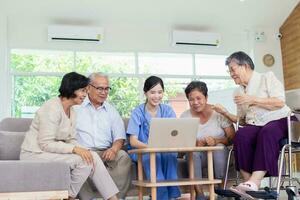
20;151;119;199
192;144;229;179
97;149;132;199
80;149;132;199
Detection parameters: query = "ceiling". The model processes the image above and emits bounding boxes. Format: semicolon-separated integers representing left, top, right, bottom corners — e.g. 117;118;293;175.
1;0;300;32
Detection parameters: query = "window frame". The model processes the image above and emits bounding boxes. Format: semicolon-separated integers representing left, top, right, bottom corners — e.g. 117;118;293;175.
9;49;233;118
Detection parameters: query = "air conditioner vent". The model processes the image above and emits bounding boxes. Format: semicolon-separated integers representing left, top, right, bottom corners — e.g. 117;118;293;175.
48;25;104;43
172;30;220;47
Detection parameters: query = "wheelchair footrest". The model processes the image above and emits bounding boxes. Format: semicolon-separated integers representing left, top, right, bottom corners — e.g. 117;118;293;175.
215;188;241;198
246;190;278;199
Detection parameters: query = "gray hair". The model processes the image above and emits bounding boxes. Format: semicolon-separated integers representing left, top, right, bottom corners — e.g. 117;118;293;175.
88;72;109;83
225;51;255;70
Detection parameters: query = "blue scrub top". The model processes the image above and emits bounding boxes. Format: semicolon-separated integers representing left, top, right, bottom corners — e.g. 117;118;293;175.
127;103;176;154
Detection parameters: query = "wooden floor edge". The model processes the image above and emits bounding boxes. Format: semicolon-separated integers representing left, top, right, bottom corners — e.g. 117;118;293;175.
132;179;222;187
0;190;68;199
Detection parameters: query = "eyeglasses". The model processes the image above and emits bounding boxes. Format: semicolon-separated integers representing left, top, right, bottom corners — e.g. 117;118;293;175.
89;84;111;93
227;65;241;74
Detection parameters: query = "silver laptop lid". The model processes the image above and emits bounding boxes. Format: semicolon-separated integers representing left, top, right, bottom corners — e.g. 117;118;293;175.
147;118;198;148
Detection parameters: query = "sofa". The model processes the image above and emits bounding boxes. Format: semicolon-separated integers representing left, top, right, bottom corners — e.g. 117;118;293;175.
0;118;190;199
0;117;235;200
0;118;70;199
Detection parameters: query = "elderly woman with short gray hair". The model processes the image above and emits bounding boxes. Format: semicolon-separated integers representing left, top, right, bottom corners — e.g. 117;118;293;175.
213;51;291;199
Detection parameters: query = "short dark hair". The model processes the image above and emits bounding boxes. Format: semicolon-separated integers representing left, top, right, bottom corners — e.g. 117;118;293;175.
225;51;255;70
59;72;89;98
143;76;164;93
184;81;208;98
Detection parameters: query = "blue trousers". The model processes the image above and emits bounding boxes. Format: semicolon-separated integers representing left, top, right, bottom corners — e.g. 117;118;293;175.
141;152;181;200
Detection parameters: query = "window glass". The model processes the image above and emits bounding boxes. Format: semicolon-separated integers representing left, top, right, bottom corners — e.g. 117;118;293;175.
164;78;191;117
76;52;135;74
196;78;236;92
11;49;73;72
195;54;228;76
13;76;61;117
109;77;140;117
139;53;193;75
9;49;236;119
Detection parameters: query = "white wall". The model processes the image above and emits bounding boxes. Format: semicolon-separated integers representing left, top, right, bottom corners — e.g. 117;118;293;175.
0;1;291;120
0;14;10;120
252;28;284;81
7;16;249;54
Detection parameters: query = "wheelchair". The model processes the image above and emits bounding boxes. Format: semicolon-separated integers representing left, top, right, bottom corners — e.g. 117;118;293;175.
215;110;300;200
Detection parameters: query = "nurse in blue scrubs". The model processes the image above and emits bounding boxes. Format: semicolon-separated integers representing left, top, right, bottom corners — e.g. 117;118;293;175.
127;76;181;200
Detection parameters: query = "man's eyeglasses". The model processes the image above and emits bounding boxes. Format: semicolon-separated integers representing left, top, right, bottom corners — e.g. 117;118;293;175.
89;84;111;93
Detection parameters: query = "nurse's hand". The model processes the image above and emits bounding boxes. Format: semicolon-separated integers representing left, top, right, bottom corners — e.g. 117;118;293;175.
73;146;93;165
129;135;148;149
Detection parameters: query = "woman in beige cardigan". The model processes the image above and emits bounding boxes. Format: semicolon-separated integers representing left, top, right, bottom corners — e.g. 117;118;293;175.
20;72;119;200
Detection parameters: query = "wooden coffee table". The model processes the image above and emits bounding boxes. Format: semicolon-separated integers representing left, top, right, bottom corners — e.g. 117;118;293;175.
128;146;223;200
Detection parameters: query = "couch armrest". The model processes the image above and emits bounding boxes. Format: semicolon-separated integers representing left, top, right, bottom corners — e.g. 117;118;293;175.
0;161;70;193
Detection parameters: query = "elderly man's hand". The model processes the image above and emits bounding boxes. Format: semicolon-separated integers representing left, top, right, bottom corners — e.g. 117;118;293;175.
102;148;117;161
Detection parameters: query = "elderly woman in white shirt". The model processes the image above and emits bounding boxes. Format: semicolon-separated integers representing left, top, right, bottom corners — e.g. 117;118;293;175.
180;81;235;200
213;51;291;199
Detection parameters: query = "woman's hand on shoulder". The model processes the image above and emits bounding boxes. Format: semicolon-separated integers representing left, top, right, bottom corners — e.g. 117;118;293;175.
212;104;228;115
72;146;93;165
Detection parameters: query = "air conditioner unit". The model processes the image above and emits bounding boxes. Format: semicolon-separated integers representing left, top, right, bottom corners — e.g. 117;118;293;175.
48;25;104;43
172;30;220;47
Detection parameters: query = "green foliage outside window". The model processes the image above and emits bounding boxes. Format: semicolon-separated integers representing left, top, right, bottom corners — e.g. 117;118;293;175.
11;51;140;118
11;50;234;118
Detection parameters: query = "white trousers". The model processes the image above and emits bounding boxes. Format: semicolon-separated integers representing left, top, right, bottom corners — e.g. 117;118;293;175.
20;151;119;199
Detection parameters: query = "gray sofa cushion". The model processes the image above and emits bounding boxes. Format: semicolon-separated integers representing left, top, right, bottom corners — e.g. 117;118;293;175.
0;118;32;132
0;130;25;160
0;160;70;192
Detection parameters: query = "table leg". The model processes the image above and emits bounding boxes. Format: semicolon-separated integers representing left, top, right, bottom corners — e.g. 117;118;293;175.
188;152;196;200
207;151;215;200
150;152;157;200
137;153;144;200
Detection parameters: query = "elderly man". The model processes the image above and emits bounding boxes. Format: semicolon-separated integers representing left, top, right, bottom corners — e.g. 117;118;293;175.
75;72;131;200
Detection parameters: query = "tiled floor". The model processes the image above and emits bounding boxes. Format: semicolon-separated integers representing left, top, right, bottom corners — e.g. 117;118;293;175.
121;188;298;199
97;174;300;200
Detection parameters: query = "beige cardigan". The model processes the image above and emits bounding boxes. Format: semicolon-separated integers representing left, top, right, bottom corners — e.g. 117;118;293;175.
235;71;290;126
21;97;80;154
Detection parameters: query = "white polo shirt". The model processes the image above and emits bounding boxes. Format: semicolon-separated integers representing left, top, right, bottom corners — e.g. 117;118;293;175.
74;97;125;149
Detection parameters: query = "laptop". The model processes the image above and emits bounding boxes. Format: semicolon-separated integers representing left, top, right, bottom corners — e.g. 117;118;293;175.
147;118;199;148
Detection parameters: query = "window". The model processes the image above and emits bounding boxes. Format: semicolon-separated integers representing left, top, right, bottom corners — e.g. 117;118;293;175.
139;53;193;75
13;76;61;117
76;52;135;74
195;54;229;76
10;49;235;118
11;49;73;72
109;77;139;117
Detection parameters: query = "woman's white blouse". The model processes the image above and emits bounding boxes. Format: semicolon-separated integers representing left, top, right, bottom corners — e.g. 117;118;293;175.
235;71;290;126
